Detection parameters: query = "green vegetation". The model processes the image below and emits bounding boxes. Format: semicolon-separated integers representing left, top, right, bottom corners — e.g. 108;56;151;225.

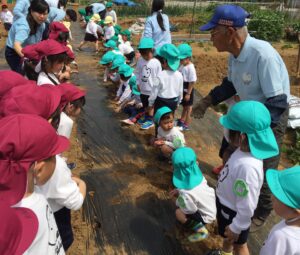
286;129;300;165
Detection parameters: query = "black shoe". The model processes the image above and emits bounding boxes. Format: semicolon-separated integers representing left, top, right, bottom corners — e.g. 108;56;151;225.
67;162;77;170
205;250;222;255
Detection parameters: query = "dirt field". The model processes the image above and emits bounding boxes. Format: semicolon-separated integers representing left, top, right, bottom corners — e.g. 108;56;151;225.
0;13;299;255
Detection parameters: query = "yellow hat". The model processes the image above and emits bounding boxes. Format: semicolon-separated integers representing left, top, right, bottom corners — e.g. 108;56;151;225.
104;15;113;24
90;14;101;22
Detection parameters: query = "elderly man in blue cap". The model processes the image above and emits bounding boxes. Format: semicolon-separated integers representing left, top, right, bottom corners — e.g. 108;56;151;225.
193;4;290;233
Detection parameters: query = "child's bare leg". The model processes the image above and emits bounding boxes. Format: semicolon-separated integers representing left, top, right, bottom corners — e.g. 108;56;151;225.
160;145;173;158
185;106;193;125
180;107;187;122
234;243;249;255
175;208;187;223
222;239;234;254
78;41;86;49
95;40;99;52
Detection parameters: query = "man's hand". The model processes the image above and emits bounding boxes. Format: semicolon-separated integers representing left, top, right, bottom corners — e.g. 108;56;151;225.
192;94;212;119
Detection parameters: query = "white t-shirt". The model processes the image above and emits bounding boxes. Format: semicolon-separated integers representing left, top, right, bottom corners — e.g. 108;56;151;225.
179;63;197;83
157;126;185;149
57;112;73;139
118;42;134;55
45;0;59;7
216;148;264;234
37;72;60;86
116;75;133;104
260;220;300;255
86;21;102;39
149;70;183;106
0;10;13;24
36;155;84;213
105;10;117;24
104;25;115;40
176;179;216;224
135;57;162;96
15;192;65;255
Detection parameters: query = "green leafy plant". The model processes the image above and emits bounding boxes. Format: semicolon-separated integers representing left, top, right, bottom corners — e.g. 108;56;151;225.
248;10;284;41
287;129;300;164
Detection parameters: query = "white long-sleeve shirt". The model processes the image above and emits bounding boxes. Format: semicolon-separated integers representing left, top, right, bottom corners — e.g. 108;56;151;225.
116;75;135;104
57;112;73;139
216;148;263;234
36;155;84;212
149;70;183;106
260;220;300;255
86;21;102;39
176;178;216;224
37;72;60;86
157;126;185;149
135;57;162;96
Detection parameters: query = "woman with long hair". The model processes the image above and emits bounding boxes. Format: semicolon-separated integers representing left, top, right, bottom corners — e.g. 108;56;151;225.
5;0;49;74
142;0;171;48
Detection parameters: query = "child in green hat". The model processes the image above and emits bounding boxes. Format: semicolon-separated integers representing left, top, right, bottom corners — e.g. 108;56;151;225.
260;166;300;255
207;101;279;255
115;64;135;105
105;2;117;24
148;43;183;119
104;39;123;56
136;37;162;130
119;29;135;65
177;43;197;131
99;50;116;82
152;106;185;158
170;147;216;242
109;55;126;84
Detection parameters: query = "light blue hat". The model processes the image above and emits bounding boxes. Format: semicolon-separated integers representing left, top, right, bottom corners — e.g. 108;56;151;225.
138;37;154;49
267;166;300;209
172;147;203;190
104;40;118;50
177;43;192;59
155;44;180;71
99;51;116;65
118;64;134;77
219;101;279;160
153;106;172;125
110;55;126;70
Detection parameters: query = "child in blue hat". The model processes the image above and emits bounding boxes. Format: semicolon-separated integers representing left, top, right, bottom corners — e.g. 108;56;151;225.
170;147;216;242
152;106;185;158
260;166;300;255
207;101;279;255
135;37;162;130
115;64;135;105
148;43;183;117
99;50;116;82
109;55;126;84
177;43;197;131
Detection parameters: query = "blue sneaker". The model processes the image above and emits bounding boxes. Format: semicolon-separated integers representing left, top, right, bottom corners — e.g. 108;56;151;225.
137;115;146;125
179;124;190;131
176;119;184;127
140;120;154;130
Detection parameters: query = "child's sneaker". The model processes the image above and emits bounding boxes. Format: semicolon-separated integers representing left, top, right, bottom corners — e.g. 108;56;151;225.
137;115;146;125
188;227;209;242
212;164;224;175
121;118;135;125
179;124;190;131
176;119;184;127
140;120;154;130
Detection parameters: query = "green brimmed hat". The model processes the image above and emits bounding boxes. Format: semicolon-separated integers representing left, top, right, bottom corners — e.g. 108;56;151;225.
128;76;140;96
98;20;105;26
104;40;118;50
99;51;116;65
138;37;154;49
266;166;300;209
172;147;203;190
78;8;86;16
106;2;113;8
118;64;134;77
114;25;122;34
219;101;279;160
177;43;192;59
155;44;180;71
153;106;172;125
120;29;131;40
111;55;126;70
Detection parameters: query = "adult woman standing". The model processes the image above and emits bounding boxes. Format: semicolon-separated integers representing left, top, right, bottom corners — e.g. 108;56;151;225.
6;0;49;74
143;0;171;48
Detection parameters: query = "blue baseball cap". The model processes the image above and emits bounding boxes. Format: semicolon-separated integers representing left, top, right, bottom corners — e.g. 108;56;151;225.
200;4;249;31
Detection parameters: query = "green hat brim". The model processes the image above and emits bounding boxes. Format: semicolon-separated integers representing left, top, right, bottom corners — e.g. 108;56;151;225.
220;115;279;160
173;163;203;190
167;57;180;71
154;106;172;124
178;54;191;60
119;68;134;77
106;2;113;7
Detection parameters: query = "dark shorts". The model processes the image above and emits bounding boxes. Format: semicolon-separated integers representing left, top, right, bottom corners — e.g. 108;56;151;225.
5;46;24;75
187;211;206;225
4;22;12;31
154;96;178;114
216;198;250;245
140;94;149;109
84;32;97;42
54;207;74;251
181;81;194;106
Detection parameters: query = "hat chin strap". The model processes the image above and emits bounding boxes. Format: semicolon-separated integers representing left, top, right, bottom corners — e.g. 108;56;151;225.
286;215;300;224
